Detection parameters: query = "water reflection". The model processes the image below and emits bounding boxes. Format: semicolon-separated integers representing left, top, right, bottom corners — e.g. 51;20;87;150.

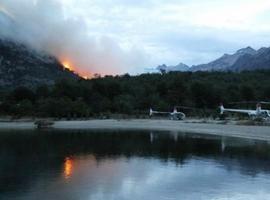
64;157;73;180
0;130;270;200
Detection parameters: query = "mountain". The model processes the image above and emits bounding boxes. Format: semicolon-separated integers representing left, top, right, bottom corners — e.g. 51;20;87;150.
230;47;270;71
0;39;79;89
157;46;270;73
190;47;257;72
157;63;190;73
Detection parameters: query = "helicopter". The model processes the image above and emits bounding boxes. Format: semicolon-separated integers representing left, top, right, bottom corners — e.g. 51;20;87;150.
149;107;186;120
220;102;270;120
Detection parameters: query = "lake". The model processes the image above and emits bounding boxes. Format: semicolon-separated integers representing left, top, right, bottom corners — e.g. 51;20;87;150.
1;130;270;200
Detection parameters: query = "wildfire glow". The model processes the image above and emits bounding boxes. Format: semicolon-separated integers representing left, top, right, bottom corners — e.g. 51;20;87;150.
61;59;91;79
62;61;73;71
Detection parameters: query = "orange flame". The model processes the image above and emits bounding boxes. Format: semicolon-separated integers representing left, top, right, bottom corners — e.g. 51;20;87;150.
62;61;73;71
61;59;91;79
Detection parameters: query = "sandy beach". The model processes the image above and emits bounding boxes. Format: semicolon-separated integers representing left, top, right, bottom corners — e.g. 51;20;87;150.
0;119;270;141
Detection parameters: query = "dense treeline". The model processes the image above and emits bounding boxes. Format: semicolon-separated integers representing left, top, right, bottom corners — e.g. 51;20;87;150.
1;70;270;118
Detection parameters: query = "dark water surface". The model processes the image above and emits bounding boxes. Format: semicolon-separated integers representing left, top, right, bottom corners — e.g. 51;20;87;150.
1;130;270;200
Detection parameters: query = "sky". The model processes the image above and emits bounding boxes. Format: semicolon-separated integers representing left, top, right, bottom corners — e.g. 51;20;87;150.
1;0;270;76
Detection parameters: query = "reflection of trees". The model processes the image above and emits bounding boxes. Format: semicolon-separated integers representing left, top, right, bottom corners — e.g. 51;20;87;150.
1;130;270;196
218;136;270;176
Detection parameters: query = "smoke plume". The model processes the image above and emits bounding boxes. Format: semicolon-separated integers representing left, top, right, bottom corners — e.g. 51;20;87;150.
0;0;143;77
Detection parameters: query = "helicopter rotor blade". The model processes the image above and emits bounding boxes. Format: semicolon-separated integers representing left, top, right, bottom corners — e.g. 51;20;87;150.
259;101;270;104
175;105;216;111
228;101;256;105
175;106;196;110
228;101;270;105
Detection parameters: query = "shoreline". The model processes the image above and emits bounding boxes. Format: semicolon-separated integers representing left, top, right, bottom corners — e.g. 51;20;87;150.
1;119;270;141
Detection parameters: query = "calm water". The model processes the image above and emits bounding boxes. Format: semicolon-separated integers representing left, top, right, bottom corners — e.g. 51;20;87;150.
1;130;270;200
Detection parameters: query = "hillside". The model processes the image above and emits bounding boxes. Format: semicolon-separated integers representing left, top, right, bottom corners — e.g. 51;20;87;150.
191;47;257;72
0;39;79;89
230;47;270;71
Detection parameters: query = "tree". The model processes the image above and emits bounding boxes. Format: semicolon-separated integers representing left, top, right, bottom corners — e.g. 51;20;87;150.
240;85;255;101
15;100;33;116
113;95;134;114
36;85;49;98
10;87;35;102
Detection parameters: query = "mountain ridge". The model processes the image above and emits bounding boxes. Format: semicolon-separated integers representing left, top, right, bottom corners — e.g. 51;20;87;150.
0;38;80;89
157;62;189;73
156;46;270;73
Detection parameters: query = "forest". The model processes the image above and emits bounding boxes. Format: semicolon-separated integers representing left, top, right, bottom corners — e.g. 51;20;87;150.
1;70;270;118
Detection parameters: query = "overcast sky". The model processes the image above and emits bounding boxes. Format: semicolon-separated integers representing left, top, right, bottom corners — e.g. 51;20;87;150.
1;0;270;76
